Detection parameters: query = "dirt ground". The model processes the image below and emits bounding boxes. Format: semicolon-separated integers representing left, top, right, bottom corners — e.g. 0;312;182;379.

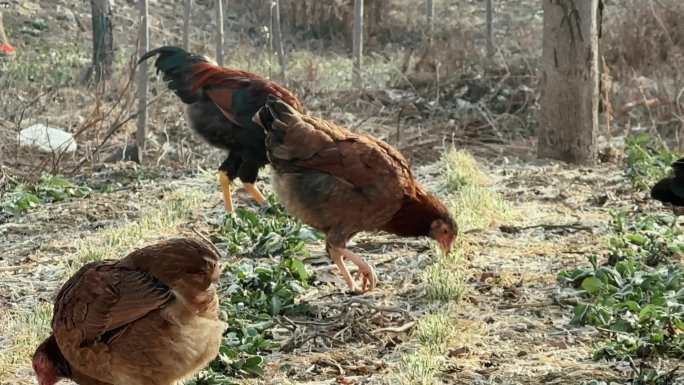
0;141;658;385
248;151;646;385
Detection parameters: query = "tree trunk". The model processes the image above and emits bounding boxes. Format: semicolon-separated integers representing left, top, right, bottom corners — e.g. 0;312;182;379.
87;0;114;84
538;0;600;165
183;0;192;50
486;0;494;58
352;0;363;88
215;0;224;66
136;0;149;163
272;0;287;81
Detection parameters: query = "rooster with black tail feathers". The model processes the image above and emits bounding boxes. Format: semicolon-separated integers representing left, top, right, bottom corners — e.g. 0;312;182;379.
139;46;304;212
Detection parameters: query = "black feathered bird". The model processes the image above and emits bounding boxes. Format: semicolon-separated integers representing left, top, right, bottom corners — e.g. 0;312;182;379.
651;158;684;207
139;46;304;212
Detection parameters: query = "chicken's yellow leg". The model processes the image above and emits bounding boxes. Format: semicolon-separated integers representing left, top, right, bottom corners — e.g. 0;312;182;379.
244;183;268;206
218;172;234;212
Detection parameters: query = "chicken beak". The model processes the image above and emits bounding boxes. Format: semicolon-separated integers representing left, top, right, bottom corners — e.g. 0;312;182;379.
438;239;451;257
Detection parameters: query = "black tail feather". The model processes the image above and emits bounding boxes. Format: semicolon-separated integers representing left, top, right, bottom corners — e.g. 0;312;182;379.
253;101;276;132
138;46;208;104
265;96;297;126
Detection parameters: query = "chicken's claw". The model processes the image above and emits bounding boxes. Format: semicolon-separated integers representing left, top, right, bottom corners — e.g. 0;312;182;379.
354;260;377;292
343;249;377;292
244;183;269;207
329;245;379;293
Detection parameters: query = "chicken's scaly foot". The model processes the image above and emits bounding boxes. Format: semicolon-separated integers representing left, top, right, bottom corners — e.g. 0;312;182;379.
342;249;378;292
218;172;234;213
328;246;377;293
244;183;268;206
329;246;358;293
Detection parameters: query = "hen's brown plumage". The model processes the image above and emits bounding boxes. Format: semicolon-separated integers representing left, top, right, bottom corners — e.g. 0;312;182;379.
255;97;457;292
32;238;226;385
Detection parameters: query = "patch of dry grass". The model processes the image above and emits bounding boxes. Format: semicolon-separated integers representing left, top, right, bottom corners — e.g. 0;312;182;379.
399;239;469;383
441;148;514;232
423;243;468;303
395;149;508;383
0;303;52;384
449;185;513;232
442;149;491;190
396;308;480;385
72;187;210;270
396;349;444;385
414;309;456;353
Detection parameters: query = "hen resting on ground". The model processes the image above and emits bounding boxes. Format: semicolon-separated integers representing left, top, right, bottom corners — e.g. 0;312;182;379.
651;158;684;210
139;46;304;212
32;238;226;385
254;97;457;292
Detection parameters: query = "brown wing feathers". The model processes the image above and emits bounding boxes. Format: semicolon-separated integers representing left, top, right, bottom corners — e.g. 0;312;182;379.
262;98;410;188
189;63;304;113
51;238;220;347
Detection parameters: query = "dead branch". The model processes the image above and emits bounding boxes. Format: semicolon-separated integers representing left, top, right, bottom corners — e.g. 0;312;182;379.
70;92;163;174
374;320;416;334
282;315;338;327
499;222;594;234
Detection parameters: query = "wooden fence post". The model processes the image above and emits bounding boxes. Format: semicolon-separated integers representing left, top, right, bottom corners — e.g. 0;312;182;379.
352;0;363;88
216;0;224;66
426;0;434;46
272;0;287;81
183;0;192;50
136;0;149;163
486;0;494;58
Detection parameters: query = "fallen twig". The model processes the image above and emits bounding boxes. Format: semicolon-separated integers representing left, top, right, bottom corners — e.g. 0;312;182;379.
0;264;32;272
342;297;413;319
499;222;594;234
315;358;345;376
282;315;338;327
374;320;415;334
70;93;164;173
